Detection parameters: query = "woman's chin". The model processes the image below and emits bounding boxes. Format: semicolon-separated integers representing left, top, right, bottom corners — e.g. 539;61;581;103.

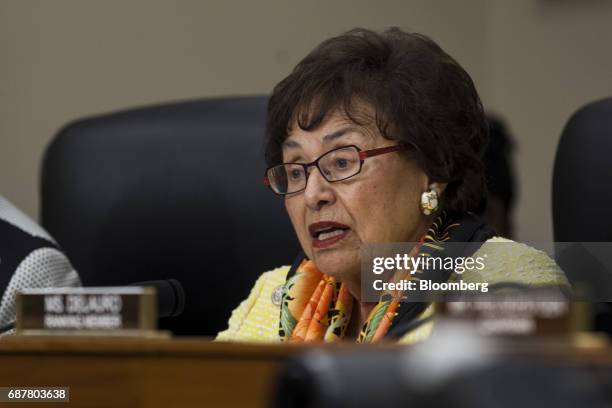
312;248;360;280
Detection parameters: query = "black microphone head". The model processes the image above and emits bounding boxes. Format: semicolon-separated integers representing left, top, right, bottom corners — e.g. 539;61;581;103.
130;279;185;318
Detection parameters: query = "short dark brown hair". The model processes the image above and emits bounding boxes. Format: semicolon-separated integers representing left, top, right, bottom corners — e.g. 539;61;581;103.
265;27;488;215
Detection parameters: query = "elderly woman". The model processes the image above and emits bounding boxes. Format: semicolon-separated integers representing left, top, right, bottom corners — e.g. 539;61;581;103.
217;28;567;344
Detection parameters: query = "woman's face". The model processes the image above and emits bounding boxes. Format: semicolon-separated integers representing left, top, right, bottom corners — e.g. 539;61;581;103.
283;110;432;283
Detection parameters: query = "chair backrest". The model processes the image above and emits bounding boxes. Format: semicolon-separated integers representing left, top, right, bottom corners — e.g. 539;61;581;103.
41;96;300;335
553;97;612;242
553;97;612;333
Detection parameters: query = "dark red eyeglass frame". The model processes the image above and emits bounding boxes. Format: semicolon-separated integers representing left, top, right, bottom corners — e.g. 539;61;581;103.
262;144;407;195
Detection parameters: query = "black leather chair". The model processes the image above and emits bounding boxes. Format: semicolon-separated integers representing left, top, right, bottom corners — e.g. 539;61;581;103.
553;97;612;242
552;96;612;332
41;96;300;335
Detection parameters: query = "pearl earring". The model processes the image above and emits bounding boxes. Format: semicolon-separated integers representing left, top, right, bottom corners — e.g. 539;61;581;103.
420;189;439;215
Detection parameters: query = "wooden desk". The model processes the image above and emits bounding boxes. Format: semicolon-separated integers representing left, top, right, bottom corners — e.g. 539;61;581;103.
0;337;305;408
0;335;610;408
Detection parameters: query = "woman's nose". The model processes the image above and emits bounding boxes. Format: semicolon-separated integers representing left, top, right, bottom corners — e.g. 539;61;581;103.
303;167;335;211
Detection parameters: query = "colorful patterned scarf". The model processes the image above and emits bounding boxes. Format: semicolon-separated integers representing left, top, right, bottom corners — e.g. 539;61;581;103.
278;212;486;343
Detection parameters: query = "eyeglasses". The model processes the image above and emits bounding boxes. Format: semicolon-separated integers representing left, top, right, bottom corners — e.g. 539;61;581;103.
263;144;406;195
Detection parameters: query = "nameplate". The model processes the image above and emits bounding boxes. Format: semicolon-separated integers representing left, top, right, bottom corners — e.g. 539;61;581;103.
436;288;585;337
15;287;156;336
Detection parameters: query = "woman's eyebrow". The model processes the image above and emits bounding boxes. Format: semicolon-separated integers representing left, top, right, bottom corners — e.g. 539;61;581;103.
282;139;301;150
322;126;363;144
282;126;364;150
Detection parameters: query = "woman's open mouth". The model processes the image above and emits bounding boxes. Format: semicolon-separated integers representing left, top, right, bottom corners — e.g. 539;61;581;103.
309;221;350;249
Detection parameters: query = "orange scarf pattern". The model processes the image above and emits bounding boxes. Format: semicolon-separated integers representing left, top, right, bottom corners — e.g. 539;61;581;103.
279;259;404;343
279;213;460;343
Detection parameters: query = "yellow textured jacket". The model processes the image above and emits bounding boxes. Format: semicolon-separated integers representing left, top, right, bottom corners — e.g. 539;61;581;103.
216;238;569;344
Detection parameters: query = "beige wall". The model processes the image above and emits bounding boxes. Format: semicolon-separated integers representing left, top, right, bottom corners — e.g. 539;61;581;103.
0;0;487;220
483;0;612;242
1;0;610;242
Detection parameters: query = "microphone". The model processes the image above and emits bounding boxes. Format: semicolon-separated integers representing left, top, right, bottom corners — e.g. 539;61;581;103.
0;279;185;335
129;279;185;318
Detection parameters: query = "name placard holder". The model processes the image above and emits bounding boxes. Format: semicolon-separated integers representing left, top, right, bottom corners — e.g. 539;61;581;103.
15;287;161;337
435;289;588;338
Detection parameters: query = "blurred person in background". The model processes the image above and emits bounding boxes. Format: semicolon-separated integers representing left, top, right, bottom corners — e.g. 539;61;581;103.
0;195;80;332
216;28;567;344
480;114;517;239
